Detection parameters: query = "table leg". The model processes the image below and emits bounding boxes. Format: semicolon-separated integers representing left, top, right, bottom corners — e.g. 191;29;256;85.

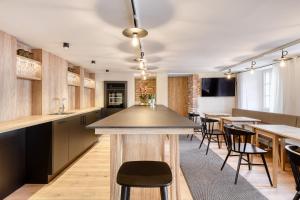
110;134;123;200
169;135;180;200
272;136;279;188
280;138;286;171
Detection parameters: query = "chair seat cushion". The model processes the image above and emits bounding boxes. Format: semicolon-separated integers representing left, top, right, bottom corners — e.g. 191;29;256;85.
117;161;172;187
232;143;267;154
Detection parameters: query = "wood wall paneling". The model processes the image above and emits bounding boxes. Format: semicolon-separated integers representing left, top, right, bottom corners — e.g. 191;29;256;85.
168;77;188;116
0;31;17;121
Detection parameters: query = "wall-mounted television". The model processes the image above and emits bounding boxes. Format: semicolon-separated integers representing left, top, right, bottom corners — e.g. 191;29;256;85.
201;77;236;97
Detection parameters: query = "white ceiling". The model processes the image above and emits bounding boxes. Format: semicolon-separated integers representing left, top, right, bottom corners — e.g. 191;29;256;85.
1;0;300;73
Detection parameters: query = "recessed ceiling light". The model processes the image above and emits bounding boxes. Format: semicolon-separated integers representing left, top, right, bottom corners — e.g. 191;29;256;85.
91;60;96;64
63;42;70;49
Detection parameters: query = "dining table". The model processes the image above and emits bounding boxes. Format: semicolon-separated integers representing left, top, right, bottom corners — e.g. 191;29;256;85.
88;105;199;200
249;124;300;188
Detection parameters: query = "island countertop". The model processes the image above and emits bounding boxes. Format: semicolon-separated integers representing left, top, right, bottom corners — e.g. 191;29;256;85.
88;105;199;129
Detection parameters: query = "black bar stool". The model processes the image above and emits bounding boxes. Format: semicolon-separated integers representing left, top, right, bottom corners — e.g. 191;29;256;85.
199;117;225;155
117;161;172;200
187;112;201;140
286;145;300;200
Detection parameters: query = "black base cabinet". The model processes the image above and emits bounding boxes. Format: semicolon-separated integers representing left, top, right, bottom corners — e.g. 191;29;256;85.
0;110;101;199
0;129;26;199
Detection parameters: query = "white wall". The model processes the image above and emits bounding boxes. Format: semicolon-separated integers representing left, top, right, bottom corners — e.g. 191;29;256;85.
156;73;168;106
197;72;236;115
95;72;135;108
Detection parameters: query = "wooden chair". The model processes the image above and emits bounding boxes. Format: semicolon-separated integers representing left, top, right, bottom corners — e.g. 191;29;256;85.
221;125;272;186
117;161;172;200
286;145;300;200
199;117;225;155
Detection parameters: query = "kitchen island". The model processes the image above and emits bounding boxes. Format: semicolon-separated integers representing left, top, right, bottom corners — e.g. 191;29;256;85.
88;105;199;200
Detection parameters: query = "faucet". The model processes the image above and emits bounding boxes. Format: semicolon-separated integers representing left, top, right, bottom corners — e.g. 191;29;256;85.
58;98;66;114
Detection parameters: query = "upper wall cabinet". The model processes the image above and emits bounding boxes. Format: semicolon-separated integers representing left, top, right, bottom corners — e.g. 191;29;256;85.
16;55;42;80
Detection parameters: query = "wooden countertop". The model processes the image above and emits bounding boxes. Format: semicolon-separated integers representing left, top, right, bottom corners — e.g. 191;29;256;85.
0;107;101;134
88;105;199;129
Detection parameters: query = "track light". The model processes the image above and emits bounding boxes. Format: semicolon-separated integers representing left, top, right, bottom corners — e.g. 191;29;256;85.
274;50;292;68
63;42;70;49
139;61;145;70
143;75;147;80
250;61;256;74
225;69;232;79
141;70;146;76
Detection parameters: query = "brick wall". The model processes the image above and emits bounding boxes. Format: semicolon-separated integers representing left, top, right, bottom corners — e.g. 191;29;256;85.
187;74;199;113
135;78;156;104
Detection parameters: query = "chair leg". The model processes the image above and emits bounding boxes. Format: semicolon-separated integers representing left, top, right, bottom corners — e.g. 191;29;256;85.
261;154;273;186
199;133;207;149
160;186;168;200
217;135;221;149
246;154;252;170
190;134;194;141
186;134;189;138
293;191;300;200
221;150;231;171
120;186;130;200
235;154;243;184
206;134;212;155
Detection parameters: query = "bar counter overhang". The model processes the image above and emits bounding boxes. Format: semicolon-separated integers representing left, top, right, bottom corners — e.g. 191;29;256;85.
88;105;199;200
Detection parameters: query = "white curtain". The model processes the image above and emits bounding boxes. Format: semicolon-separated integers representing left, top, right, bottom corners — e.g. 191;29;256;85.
270;58;300;115
237;71;263;111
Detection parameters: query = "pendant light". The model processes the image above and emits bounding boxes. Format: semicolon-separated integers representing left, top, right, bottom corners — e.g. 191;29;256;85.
122;28;148;47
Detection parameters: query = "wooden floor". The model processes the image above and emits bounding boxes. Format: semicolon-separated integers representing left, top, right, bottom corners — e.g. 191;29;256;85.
6;134;297;200
6;135;193;200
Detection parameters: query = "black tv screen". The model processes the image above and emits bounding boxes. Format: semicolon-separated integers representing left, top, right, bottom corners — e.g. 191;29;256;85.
201;78;236;97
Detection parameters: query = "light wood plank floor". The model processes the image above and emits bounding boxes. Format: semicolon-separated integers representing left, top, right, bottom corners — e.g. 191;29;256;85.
6;135;193;200
6;134;297;200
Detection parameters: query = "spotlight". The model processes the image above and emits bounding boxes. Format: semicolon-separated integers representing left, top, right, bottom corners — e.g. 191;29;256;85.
63;42;70;49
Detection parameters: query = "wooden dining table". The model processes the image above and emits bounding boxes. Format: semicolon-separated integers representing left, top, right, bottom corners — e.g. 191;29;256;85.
220;116;261;131
250;124;300;188
203;112;231;118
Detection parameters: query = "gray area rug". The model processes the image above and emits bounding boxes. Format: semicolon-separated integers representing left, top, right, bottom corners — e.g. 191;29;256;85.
180;136;268;200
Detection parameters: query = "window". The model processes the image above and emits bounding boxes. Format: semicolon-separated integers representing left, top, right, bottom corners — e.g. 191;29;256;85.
263;69;272;111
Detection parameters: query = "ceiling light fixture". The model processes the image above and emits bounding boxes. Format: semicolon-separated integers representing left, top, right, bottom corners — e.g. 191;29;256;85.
225;69;232;79
244;61;256;74
141;70;146;76
274;50;292;68
122;27;148;47
63;42;70;49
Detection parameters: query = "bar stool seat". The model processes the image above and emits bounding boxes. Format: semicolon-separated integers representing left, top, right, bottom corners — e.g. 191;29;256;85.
117;161;172;200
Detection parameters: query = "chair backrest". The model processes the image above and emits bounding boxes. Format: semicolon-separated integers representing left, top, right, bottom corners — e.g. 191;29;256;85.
188;113;199;123
201;117;218;135
286;145;300;191
223;125;254;153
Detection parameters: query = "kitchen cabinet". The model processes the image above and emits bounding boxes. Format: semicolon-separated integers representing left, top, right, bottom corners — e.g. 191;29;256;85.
52;110;100;174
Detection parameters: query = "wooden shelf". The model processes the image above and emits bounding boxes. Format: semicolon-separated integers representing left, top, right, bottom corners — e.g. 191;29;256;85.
67;71;80;87
84;78;95;89
16;55;42;81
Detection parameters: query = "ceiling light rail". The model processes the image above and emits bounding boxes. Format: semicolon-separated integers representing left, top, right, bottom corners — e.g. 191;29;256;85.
222;38;300;72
